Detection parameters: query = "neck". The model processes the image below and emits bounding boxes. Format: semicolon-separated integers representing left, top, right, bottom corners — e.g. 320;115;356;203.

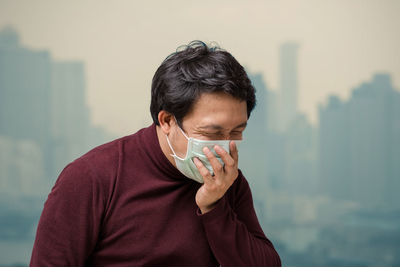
156;125;177;168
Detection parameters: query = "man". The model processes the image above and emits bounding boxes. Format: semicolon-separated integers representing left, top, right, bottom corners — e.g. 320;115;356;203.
30;41;281;266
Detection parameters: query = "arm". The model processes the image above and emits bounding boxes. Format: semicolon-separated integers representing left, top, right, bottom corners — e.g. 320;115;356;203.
30;160;105;266
197;173;281;267
194;142;281;266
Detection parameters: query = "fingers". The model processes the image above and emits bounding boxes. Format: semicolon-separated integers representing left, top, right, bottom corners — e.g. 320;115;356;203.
193;157;214;183
213;143;239;183
203;145;237;178
212;145;235;169
194;143;239;185
202;147;225;175
229;140;239;163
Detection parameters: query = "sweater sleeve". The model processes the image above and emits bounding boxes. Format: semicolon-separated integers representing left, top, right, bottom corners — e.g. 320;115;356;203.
30;159;106;267
197;172;281;267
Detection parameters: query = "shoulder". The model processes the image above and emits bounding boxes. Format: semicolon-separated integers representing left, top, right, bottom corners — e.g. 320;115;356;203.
50;125;152;198
52;133;135;194
76;137;124;173
50;138;121;198
72;137;124;175
71;125;150;174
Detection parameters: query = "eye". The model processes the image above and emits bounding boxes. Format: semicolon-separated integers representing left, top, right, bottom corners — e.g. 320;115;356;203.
202;132;224;139
230;131;243;138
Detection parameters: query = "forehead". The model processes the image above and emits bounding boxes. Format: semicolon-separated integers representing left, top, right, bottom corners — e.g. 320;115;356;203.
182;92;248;129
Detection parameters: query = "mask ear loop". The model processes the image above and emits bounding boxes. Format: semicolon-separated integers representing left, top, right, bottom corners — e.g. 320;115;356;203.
165;134;178;158
174;117;190;140
165;117;189;160
177;125;189;140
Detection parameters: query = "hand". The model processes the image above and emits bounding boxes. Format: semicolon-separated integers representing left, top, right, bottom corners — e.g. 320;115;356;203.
194;141;239;214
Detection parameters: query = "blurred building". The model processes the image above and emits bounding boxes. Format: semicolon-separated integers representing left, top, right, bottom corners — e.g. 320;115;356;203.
270;42;318;194
240;72;270;196
0;136;48;197
51;61;91;174
318;73;400;209
279;42;300;132
318;95;351;200
50;60;115;176
0;26;53;179
265;89;281;134
284;113;317;194
0;26;115;197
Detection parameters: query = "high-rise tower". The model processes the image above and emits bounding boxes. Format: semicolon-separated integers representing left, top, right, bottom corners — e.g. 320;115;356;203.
279;42;300;132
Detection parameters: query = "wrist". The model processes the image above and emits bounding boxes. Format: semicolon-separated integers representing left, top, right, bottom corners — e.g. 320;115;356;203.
198;202;217;214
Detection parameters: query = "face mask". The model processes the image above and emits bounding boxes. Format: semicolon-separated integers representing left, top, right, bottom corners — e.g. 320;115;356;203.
165;124;240;183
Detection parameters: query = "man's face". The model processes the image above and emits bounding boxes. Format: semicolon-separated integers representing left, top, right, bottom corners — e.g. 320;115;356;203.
170;92;248;158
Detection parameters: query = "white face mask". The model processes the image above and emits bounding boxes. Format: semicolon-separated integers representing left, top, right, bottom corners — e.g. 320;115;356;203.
165;123;240;183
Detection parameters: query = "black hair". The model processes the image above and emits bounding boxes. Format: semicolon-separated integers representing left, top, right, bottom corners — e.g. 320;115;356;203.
150;40;256;126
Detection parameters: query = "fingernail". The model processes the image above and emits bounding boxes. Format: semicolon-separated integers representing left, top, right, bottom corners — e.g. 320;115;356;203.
203;147;210;154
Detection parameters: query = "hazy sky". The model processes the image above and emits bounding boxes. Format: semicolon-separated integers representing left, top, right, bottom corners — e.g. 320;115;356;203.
1;0;399;135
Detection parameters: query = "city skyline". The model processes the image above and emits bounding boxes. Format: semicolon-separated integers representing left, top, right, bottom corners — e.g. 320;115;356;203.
0;27;115;194
1;26;399;266
1;0;399;135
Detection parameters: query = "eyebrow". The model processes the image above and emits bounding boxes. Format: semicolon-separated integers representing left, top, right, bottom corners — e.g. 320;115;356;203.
198;122;247;131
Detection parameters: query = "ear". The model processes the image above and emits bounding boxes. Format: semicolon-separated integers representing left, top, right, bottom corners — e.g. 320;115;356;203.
158;110;176;135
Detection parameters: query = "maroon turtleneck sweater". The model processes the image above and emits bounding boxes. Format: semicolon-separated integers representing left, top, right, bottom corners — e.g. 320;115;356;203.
30;124;281;266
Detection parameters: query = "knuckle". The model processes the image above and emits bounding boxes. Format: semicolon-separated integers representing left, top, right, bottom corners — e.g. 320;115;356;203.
225;160;235;168
206;152;214;160
200;169;209;177
215;180;223;188
215;146;226;155
213;164;223;173
219;148;228;155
